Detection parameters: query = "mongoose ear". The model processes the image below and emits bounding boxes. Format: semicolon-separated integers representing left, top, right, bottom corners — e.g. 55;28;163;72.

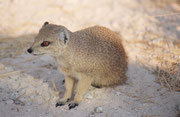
59;29;69;44
43;21;49;26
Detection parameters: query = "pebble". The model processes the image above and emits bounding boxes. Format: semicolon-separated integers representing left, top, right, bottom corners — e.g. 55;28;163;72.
95;107;103;113
19;98;25;102
89;114;95;117
26;102;32;106
26;108;31;112
175;104;180;111
9;92;19;100
89;112;95;117
115;91;121;96
113;107;118;110
5;99;14;104
30;95;35;99
84;93;93;99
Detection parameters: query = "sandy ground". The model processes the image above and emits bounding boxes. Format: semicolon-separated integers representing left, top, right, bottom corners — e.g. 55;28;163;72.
0;0;180;117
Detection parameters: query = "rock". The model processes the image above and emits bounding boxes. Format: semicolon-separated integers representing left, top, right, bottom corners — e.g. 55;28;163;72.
84;93;93;99
5;99;14;104
26;102;32;106
115;91;121;96
113;107;118;110
30;95;34;99
48;71;51;75
26;108;31;112
2;96;8;101
89;112;95;117
175;104;180;111
89;114;95;117
9;92;19;100
19;98;25;102
94;107;103;113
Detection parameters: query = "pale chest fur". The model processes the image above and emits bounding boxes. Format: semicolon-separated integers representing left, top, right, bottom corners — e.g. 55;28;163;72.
54;56;70;72
54;56;83;81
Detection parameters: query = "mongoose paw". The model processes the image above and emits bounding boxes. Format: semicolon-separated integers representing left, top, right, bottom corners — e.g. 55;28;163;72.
56;98;70;107
68;103;79;110
56;102;65;107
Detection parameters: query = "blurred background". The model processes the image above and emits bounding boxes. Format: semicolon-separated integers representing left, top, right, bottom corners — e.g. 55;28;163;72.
0;0;180;56
0;0;180;37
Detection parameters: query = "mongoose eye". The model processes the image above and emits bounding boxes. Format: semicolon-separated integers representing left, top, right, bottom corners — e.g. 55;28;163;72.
41;41;50;47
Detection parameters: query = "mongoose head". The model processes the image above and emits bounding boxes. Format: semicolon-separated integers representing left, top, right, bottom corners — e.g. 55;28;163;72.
27;22;70;56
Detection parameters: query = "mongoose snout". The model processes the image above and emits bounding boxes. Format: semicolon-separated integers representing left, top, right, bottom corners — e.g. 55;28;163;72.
28;22;128;109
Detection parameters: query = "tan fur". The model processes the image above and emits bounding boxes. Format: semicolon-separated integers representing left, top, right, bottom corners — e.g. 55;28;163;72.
28;22;128;108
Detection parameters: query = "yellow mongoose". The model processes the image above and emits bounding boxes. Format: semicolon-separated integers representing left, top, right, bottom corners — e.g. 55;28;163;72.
27;22;128;109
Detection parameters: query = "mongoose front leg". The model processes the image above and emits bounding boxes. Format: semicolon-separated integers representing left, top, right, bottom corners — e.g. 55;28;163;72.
56;77;74;107
68;76;92;109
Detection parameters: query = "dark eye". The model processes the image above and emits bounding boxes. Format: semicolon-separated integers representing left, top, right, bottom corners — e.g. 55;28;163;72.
41;41;50;47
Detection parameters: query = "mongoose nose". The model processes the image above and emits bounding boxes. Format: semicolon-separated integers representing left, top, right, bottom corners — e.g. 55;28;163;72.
27;48;33;53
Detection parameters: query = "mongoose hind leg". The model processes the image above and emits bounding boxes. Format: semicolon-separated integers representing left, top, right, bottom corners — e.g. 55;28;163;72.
68;75;93;109
56;77;74;107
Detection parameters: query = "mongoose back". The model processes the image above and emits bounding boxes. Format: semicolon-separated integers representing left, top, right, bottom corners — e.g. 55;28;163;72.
27;22;128;109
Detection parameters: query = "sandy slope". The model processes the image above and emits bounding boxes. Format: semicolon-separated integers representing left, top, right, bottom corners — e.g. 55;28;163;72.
0;0;180;117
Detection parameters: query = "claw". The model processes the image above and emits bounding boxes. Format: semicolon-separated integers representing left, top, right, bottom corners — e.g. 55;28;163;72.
68;103;79;110
56;102;65;107
91;84;102;88
62;80;65;84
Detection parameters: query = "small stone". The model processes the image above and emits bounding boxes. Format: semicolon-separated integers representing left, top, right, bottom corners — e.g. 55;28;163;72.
9;92;19;100
14;100;25;106
19;98;25;102
30;95;34;98
84;93;93;99
5;99;14;104
26;108;31;112
26;102;32;106
95;107;103;113
175;104;180;111
89;112;95;117
115;92;121;96
113;107;118;110
89;114;95;117
2;97;8;101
